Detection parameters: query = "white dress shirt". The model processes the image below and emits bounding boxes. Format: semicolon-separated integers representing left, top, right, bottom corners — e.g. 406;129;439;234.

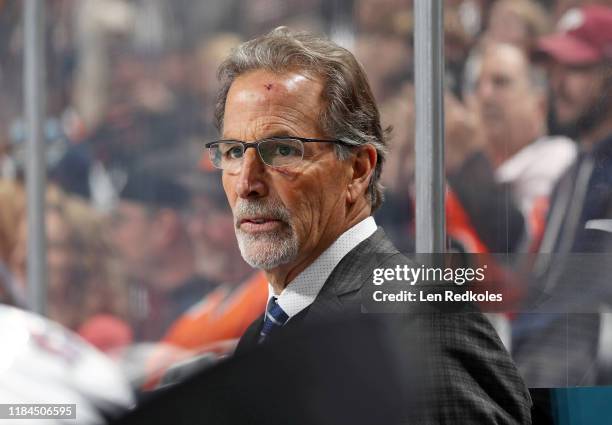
267;216;378;321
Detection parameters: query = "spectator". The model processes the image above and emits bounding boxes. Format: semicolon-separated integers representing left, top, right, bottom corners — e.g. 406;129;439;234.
162;272;267;352
72;0;135;130
354;32;412;102
0;180;25;267
0;180;25;306
374;83;416;252
512;4;612;387
534;4;612;254
445;88;527;254
484;0;552;51
185;173;252;285
462;0;551;112
472;42;576;222
10;185;131;351
111;172;216;341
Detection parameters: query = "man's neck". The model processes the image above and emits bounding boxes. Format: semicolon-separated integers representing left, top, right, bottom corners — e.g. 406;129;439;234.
266;207;371;294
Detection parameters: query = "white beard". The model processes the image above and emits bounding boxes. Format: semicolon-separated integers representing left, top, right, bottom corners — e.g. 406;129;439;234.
233;198;299;270
236;226;299;270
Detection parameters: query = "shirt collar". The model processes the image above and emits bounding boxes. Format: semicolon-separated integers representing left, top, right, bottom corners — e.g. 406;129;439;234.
267;216;377;319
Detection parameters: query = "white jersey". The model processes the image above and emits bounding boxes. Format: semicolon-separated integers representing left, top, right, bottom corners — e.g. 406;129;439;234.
0;305;134;424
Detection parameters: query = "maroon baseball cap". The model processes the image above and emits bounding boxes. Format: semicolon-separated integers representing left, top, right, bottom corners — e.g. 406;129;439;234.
536;5;612;65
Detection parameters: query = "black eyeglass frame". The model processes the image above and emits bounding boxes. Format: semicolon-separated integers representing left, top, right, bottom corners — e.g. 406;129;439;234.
204;136;357;169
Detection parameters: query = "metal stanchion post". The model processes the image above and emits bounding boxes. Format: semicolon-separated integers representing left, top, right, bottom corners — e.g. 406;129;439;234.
414;0;445;254
24;0;47;315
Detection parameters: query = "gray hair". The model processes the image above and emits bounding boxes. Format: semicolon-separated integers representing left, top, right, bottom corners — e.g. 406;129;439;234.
214;27;389;211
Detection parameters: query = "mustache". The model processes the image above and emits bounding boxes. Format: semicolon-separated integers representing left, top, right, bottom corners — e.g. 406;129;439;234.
233;199;291;226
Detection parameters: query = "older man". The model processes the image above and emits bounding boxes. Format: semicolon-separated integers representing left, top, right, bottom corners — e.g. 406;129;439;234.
474;42;576;233
205;27;531;423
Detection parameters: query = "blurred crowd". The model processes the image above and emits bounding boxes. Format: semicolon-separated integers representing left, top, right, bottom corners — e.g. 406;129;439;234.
1;0;612;388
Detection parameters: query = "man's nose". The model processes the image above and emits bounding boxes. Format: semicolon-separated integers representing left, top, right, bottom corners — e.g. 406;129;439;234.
236;148;268;199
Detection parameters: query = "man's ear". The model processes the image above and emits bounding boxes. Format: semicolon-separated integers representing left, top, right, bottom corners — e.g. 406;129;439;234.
347;144;377;204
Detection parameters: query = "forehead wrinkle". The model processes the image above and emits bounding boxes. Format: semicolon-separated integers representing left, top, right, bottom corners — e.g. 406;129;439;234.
251;116;305;141
226;101;323;140
223;70;327;141
232;70;323;105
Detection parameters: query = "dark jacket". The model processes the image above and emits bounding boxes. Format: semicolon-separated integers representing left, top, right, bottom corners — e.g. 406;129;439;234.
512;133;612;387
238;228;532;424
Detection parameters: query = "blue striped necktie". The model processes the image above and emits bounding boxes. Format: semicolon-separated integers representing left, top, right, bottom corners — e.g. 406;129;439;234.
259;297;289;343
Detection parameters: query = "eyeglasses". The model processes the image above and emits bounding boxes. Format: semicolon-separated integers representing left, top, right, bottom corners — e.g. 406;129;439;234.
204;136;354;172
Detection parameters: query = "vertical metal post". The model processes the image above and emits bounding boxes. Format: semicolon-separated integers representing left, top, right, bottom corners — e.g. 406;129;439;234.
414;0;445;253
327;0;355;50
24;0;47;315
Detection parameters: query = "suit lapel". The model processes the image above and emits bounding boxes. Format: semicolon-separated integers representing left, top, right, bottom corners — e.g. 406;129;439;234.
237;227;402;348
235;313;264;354
293;227;400;326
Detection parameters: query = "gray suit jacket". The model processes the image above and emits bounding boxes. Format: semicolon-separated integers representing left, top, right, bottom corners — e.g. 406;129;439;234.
237;228;532;424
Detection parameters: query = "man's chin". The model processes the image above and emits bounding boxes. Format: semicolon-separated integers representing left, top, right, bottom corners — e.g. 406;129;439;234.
236;235;298;271
243;257;288;271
